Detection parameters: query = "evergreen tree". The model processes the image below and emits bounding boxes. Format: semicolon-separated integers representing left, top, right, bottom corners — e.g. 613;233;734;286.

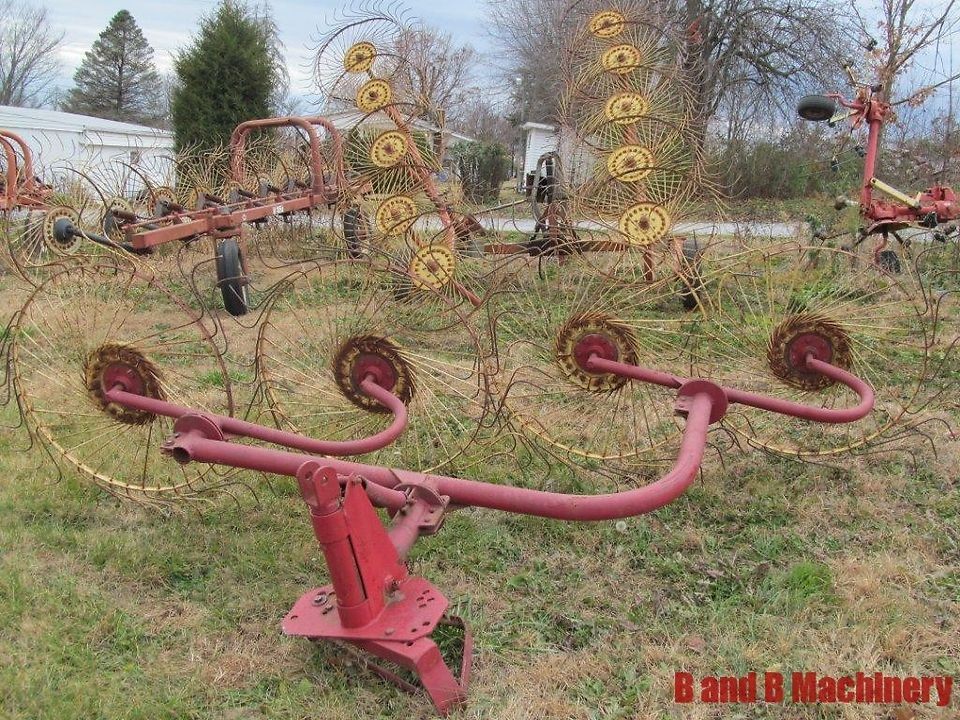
171;1;286;151
64;10;163;125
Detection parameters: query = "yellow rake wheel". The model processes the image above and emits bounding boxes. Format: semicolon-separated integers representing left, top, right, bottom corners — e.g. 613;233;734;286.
256;260;489;473
603;92;650;124
356;78;394;113
588;10;626;38
557;3;719;269
407;244;457;292
344;41;377;73
375;194;419;236
11;264;238;503
369;131;409;168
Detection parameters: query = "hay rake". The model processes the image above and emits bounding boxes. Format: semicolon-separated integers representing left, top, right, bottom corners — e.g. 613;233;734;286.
798;60;960;272
65;286;873;713
1;0;955;716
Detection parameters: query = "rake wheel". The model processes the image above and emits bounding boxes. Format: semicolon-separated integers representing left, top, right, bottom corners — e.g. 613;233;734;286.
557;1;718;262
692;241;936;457
487;251;705;477
11;264;237;502
256;259;489;472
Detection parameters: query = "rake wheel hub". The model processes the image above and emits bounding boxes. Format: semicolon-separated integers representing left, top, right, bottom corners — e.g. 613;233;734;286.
334;336;415;412
768;314;852;391
588;11;626;37
43;207;82;253
557;314;640;392
408;244;456;291
85;343;166;424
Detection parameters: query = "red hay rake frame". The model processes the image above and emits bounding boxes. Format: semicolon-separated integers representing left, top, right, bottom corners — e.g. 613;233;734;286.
799;64;960;266
0;129;54;212
33;115;363;315
95;329;874;714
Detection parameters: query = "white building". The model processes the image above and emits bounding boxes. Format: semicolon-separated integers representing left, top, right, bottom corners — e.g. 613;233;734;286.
0;106;174;196
520;122;559;181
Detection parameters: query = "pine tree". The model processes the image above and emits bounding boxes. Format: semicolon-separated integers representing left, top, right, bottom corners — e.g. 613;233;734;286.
171;1;286;151
63;10;163;125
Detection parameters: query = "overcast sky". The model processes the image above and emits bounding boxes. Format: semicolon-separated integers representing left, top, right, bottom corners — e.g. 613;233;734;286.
47;0;493;103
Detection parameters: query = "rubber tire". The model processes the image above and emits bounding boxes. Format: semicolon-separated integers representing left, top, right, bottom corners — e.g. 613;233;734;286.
343;206;370;259
877;249;901;274
679;239;704;311
215;239;249;316
797;94;837;122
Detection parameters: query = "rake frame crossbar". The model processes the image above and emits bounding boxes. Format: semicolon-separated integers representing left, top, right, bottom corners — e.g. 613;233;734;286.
102;350;874;715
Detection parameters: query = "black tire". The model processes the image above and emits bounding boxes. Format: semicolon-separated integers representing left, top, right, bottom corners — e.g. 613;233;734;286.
797;94;837;122
215;239;249;316
678;239;704;311
877;249;901;274
343;206;370;259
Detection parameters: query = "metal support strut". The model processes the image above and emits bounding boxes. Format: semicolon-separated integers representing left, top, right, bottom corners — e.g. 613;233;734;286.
282;462;469;715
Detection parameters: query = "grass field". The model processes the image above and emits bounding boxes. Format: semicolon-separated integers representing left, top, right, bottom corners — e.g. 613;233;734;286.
1;250;958;720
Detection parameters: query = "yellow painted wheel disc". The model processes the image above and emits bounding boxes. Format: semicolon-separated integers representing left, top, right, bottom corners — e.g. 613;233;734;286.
408;244;456;291
369;131;408;168
344;41;377;73
601;44;642;74
375;195;418;235
607;145;655;183
603;92;649;124
555;313;640;392
42;207;82;254
618;202;671;245
588;10;626;38
356;78;393;113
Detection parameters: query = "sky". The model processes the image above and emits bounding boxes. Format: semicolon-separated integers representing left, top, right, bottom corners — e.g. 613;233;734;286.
46;0;493;104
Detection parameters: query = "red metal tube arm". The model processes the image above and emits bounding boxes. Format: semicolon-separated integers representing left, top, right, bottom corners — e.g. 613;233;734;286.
105;377;409;457
586;355;874;424
163;387;716;522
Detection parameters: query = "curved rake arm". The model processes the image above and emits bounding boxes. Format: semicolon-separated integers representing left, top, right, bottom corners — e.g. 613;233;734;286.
0;129;36;192
586;355;875;424
158;382;716;522
0;136;19;207
105;376;409;457
154;352;875;522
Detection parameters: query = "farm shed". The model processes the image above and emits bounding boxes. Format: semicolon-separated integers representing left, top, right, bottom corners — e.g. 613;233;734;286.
0;106;174;196
520;121;559;180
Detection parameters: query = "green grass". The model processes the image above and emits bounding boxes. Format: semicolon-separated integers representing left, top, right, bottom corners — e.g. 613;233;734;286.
1;405;958;719
0;254;958;719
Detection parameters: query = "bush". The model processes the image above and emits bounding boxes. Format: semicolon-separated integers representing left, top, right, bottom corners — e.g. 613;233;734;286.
452;141;509;205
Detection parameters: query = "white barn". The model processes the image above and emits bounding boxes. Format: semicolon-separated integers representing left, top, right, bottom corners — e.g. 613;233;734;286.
0;106;174;196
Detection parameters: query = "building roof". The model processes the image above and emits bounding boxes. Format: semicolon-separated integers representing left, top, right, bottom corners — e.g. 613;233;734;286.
0;106;171;139
521;121;558;132
323;108;476;143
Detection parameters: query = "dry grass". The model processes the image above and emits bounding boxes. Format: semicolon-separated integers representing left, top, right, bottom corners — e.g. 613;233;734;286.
0;244;957;720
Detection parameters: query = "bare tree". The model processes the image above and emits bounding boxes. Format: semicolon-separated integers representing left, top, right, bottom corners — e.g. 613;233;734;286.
396;27;477;127
486;0;851;143
485;0;566;124
457;92;515;144
668;0;851;146
850;0;959;105
0;0;64;107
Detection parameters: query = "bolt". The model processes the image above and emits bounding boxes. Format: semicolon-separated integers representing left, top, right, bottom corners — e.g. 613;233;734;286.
312;591;328;606
385;627;395;636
